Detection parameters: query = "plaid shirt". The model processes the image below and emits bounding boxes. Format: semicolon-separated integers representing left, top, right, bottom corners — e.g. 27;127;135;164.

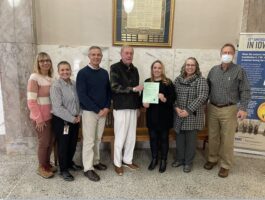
174;74;209;132
207;63;251;111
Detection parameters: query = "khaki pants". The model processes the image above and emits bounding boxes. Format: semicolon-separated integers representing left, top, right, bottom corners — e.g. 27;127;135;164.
82;111;106;171
207;104;237;169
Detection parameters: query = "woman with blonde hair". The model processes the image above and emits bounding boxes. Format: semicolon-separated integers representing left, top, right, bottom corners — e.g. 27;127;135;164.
172;57;208;173
143;60;175;173
27;52;56;178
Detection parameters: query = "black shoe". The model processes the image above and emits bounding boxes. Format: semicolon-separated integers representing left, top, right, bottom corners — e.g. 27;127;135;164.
171;160;184;168
84;170;100;182
203;161;217;170
148;158;158;171
159;160;167;173
60;171;74;181
183;164;192;173
69;163;83;171
93;163;107;171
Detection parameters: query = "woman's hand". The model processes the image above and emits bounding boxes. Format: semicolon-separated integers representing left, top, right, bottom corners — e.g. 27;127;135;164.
143;103;150;108
175;107;189;118
74;116;81;123
36;121;46;132
158;93;167;102
175;107;182;115
178;110;189;118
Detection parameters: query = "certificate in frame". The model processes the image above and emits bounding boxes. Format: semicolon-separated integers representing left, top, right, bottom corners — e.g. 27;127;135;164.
113;0;175;47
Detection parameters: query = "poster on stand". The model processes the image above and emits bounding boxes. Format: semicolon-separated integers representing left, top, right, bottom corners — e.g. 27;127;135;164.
235;33;265;156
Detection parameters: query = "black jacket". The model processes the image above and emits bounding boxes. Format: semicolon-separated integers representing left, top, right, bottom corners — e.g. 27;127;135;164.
110;60;141;110
143;78;175;130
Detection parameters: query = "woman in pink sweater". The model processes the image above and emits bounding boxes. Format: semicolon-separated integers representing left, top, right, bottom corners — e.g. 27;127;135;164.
27;52;56;178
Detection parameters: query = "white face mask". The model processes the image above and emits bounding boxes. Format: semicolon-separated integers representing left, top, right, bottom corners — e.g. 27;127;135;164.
221;54;233;64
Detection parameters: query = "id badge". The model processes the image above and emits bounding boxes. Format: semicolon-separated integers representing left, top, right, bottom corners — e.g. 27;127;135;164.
63;124;69;135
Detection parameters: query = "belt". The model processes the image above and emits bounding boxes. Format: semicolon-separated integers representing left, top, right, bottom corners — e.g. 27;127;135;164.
211;102;235;108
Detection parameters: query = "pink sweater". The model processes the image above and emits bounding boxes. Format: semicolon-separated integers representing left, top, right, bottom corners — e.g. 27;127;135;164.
27;73;52;123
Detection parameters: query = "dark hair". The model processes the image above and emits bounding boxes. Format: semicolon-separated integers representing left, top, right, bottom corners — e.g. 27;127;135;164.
180;57;201;77
57;61;71;70
220;43;236;53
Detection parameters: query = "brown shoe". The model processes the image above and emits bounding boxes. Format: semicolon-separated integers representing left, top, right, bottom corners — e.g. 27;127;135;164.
48;163;57;173
114;165;123;176
37;166;54;179
218;167;229;178
122;162;139;170
93;163;107;171
204;161;217;170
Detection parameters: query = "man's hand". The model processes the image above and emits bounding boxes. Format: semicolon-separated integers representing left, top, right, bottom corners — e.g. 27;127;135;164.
237;110;247;120
98;108;110;117
133;85;144;92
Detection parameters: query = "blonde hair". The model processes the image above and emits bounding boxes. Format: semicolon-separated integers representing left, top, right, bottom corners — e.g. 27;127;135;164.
150;60;170;85
33;52;53;77
180;57;201;77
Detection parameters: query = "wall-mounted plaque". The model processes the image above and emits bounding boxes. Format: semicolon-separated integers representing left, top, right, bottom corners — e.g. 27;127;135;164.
113;0;175;47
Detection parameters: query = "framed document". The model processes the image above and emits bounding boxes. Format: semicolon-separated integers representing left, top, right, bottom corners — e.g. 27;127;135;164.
142;82;160;104
113;0;175;47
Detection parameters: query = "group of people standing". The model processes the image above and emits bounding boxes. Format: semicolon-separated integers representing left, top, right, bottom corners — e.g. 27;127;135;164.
27;43;250;182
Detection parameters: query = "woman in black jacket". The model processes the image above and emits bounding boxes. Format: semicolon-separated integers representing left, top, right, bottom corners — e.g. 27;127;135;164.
143;60;175;173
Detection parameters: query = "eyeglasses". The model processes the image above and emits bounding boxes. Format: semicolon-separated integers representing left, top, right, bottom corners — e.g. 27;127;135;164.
38;59;51;63
186;64;196;67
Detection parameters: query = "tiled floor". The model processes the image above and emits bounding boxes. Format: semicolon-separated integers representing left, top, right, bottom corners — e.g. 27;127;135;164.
0;149;265;199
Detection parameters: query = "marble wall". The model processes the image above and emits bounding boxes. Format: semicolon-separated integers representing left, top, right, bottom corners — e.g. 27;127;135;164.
0;0;36;154
38;45;221;83
0;81;5;135
1;0;263;154
38;44;221;152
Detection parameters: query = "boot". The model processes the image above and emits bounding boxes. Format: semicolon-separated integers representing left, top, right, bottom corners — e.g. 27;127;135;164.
148;158;158;170
159;160;167;173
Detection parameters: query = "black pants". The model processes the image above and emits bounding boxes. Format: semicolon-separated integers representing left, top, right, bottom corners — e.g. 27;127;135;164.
175;130;197;165
52;115;79;172
149;129;169;160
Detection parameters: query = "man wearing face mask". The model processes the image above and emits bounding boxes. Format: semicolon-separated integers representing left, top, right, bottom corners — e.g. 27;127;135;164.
204;43;251;178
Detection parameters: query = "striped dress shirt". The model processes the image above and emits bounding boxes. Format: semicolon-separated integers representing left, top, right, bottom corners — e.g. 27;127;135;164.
50;78;81;123
27;73;52;123
207;63;251;111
